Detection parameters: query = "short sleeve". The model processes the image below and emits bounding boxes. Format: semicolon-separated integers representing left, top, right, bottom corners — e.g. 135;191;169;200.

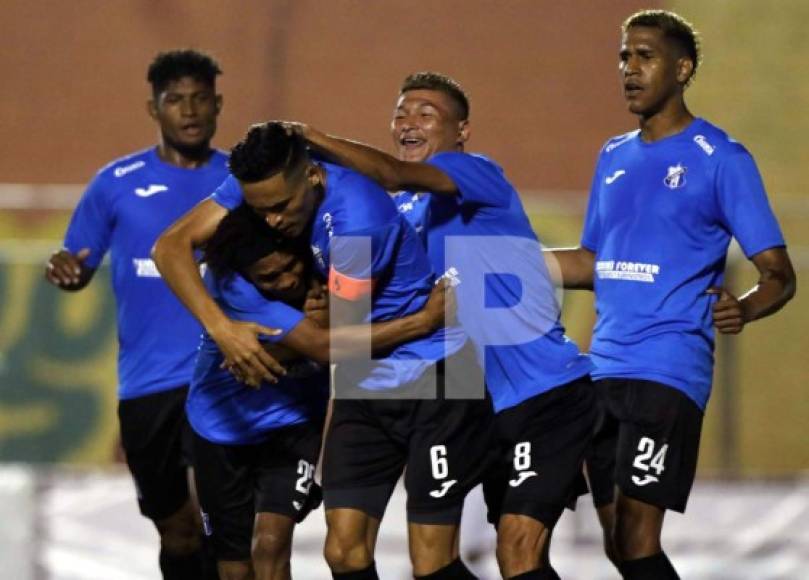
715;149;785;258
64;174;114;269
210;175;244;210
327;221;401;301
580;151;606;252
214;274;304;341
428;152;512;208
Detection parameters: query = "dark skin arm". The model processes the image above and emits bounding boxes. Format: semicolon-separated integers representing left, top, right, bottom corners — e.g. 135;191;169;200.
544;246;596;290
152;199;286;386
44;248;96;291
287;123;460;196
707;247;796;334
278;280;453;364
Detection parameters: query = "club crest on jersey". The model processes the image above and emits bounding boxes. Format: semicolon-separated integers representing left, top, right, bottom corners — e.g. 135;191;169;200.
322;213;334;238
663;164;687;189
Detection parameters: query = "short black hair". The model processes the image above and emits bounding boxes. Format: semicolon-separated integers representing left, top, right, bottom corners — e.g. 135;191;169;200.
203;204;296;280
147;49;222;96
623;10;701;83
228;122;308;183
400;72;470;120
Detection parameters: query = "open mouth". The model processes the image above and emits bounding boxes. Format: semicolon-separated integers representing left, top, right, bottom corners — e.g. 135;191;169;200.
624;82;643;97
399;135;426;150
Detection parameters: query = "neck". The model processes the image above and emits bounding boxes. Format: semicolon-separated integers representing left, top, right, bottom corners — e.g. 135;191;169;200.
156;140;214;169
638;97;694;142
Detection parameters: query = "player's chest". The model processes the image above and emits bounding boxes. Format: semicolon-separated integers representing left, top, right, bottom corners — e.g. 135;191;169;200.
112;176;221;235
598;153;717;226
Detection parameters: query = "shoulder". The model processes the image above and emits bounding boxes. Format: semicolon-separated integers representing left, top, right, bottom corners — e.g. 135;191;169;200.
429;151;502;173
96;148;153;181
322;163;398;232
689;119;752;162
601;130;640;155
209;149;230;169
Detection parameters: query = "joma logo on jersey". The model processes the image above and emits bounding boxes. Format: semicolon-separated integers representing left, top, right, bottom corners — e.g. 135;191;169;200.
134;184;168;198
663;164;687;189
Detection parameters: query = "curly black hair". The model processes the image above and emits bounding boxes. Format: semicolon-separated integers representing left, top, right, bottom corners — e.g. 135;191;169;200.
228;122;308;183
147;49;222;97
203;204;297;281
400;72;470;121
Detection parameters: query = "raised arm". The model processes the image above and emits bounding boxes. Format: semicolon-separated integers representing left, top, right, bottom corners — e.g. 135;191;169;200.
293;124;459;196
544;246;596;290
708;247;796;334
152;199;285;385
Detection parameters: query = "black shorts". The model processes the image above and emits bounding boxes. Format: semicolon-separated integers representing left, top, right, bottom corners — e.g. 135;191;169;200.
483;375;596;529
322;345;496;525
192;421;324;561
118;386;193;521
586;378;703;513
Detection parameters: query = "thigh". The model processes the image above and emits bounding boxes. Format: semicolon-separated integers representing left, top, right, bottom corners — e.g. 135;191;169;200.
405;394;497;525
118;386;191;521
611;379;704;513
255;422;323;523
586;381;621;508
322;399;403;519
495;376;597;528
191;432;255;562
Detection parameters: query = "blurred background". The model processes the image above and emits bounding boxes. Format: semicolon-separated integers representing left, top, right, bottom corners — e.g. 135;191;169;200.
1;1;806;578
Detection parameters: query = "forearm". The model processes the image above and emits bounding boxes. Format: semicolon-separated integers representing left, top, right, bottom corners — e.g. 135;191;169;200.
304;129;404;191
544;247;595;290
739;272;796;322
291;311;436;364
152;231;229;334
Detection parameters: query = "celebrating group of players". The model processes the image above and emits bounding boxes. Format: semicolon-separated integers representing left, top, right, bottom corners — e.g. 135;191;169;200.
45;9;795;580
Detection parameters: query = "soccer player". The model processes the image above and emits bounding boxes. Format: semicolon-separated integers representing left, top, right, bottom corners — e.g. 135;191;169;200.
44;50;226;579
547;10;796;579
153;123;496;579
190;205;450;580
291;71;596;580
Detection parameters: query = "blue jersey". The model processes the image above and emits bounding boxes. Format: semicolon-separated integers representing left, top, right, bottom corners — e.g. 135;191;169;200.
186;273;328;445
398;152;593;413
582;118;785;409
63;148;229;400
212;162;465;391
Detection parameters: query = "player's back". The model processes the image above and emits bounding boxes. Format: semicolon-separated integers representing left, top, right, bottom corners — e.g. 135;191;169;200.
399;152;593;412
314;163;467;391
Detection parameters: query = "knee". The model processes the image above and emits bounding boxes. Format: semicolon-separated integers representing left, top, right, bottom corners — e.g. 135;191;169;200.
496;517;546;572
324;531;371;572
218;561;252;580
252;529;291;564
156;508;202;556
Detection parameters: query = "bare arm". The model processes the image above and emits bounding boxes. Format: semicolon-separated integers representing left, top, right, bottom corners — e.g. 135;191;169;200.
44;248;96;291
544;246;596;290
281;280;452;363
152;199;285;385
294;124;459;196
708;247;796;334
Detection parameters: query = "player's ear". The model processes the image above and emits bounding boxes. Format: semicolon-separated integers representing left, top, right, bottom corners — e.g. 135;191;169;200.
146;99;158;121
214;94;223;115
305;163;322;187
457;119;470;146
676;57;694;85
